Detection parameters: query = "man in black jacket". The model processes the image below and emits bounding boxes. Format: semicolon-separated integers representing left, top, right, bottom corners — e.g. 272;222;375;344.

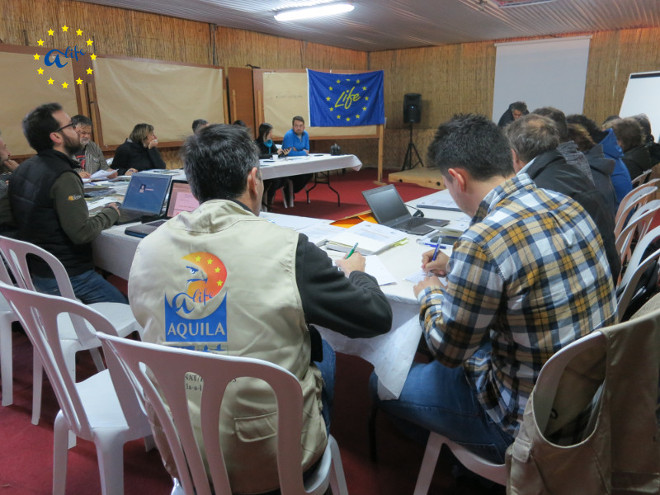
9;102;126;303
505;114;621;282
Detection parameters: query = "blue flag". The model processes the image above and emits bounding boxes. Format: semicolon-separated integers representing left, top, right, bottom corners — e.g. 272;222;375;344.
308;69;385;127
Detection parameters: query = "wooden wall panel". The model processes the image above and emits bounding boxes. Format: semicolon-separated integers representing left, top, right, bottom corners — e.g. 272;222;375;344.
213;27;367;70
2;0;658;170
1;0;212;64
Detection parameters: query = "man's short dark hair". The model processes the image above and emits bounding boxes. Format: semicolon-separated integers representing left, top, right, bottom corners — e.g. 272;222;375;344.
631;114;652;143
192;119;208;133
533;106;568;140
292;116;305;125
71;114;93;127
566;114;608;144
605;118;644;152
22;102;62;153
182;124;259;203
505;114;560;164
510;101;528;114
427;113;514;180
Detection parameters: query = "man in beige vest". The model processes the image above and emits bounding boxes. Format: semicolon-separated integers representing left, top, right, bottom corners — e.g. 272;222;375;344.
129;124;392;494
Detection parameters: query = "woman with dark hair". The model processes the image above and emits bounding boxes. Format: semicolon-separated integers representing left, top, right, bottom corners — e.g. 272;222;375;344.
112;123;166;176
567;114;632;205
255;123;281;159
568;122;618;217
255;123;286;209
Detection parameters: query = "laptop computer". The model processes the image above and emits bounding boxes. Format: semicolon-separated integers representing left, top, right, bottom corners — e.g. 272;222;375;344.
124;180;200;238
115;173;172;225
362;184;448;235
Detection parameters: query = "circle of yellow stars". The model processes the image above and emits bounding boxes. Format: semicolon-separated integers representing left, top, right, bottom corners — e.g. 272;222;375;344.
33;25;97;89
324;78;370;122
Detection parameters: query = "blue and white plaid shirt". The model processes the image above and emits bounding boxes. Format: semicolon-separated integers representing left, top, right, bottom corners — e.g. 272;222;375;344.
417;173;616;436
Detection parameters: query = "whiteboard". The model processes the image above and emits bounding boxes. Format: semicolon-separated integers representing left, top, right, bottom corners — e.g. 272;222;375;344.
492;37;591;122
619;71;660;140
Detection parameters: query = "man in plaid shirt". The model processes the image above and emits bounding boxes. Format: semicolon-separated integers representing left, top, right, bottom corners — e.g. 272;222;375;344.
371;114;616;464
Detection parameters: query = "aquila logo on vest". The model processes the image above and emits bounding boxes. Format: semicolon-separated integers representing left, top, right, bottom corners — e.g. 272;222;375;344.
165;251;229;350
32;25;97;90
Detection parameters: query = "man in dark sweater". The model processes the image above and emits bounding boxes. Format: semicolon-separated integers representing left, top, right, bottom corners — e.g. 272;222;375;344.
9;102;126;303
505;114;620;282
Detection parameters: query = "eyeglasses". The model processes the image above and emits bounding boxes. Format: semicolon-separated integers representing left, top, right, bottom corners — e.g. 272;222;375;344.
56;122;75;133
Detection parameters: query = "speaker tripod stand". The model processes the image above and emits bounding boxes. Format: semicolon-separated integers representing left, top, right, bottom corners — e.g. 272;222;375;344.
401;122;424;171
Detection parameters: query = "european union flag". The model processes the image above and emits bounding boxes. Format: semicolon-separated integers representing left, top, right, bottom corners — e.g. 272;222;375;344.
308;69;385;127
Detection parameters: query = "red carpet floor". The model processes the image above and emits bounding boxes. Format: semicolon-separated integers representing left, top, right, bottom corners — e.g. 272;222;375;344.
265;167;439;220
1;167;496;494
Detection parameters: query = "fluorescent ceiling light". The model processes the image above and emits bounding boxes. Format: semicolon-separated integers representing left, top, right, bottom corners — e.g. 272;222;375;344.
274;2;354;22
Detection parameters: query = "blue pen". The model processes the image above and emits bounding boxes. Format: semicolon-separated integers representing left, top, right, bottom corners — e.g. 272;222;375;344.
431;242;442;262
421;242;450;250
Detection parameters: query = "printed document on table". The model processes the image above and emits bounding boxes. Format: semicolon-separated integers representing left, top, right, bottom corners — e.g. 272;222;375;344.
326;221;407;255
90;169;116;181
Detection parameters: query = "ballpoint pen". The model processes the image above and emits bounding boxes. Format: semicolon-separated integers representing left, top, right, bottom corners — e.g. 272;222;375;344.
420;242;450;250
431;242;442;262
346;242;358;258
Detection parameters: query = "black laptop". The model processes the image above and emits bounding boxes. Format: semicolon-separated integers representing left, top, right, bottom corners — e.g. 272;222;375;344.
362;184;448;235
124;180;200;238
115;173;172;225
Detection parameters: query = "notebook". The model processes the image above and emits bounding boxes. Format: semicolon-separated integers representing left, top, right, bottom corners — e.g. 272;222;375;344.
124;180;200;238
115;173;172;225
362;185;448;235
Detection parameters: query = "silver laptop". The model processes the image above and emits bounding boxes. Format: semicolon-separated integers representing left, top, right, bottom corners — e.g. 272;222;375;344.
362;184;448;235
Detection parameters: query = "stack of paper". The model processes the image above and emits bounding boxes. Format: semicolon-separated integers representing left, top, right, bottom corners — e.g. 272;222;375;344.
326;221;407;255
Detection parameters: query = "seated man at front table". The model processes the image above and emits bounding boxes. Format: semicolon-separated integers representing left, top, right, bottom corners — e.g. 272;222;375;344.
281;115;313;195
70;114;117;179
112;122;167;176
282;115;309;156
9;102;125;304
370;114;615;466
128;124;392;494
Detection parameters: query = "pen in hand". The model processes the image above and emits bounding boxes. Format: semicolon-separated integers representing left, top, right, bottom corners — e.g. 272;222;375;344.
431;242;441;262
346;242;358;258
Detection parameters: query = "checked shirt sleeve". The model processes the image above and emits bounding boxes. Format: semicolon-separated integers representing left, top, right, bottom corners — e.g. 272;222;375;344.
417;240;504;368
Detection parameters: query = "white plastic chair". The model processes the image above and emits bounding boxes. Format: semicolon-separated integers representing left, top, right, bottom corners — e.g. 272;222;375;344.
614;200;660;268
631;168;653;188
0;283;153;495
614;182;658;238
0;235;142;425
616;247;660;321
618;225;660;288
98;333;349;495
413;431;506;494
508;313;660;492
0;258;19;406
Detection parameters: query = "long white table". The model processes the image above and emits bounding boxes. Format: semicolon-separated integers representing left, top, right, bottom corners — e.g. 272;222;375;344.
260;153;362;180
92;188;469;399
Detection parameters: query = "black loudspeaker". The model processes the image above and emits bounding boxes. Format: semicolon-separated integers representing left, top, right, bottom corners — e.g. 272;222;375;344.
403;93;422;124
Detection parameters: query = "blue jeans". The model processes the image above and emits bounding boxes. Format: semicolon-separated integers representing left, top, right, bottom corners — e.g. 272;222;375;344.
369;354;514;463
314;339;336;434
32;269;128;304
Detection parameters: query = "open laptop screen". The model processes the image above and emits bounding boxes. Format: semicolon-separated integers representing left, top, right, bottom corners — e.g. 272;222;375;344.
363;185;411;225
166;181;200;217
122;174;171;214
